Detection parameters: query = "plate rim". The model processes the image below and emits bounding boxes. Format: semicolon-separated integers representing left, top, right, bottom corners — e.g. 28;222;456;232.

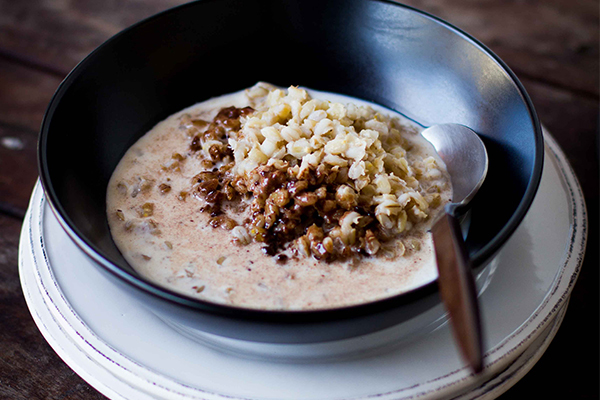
21;129;587;400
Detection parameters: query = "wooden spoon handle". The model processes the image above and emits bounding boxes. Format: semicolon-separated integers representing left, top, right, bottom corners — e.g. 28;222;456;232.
431;212;484;373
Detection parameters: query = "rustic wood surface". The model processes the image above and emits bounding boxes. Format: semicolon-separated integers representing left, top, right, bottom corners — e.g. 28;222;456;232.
0;1;597;399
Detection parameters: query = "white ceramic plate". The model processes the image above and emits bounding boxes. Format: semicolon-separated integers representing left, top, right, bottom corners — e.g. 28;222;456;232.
19;130;586;399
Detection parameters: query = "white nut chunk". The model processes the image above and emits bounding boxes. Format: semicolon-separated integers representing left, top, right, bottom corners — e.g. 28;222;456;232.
229;84;451;239
185;83;454;261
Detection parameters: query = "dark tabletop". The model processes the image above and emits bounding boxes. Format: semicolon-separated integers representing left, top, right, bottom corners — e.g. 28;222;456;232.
0;1;597;399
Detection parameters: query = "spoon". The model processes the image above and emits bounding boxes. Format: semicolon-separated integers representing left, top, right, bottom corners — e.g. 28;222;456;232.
421;123;488;373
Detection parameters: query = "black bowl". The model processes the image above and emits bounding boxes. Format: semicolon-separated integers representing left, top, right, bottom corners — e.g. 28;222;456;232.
38;0;543;343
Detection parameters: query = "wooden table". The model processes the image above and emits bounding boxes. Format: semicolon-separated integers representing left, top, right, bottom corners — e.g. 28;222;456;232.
0;1;597;398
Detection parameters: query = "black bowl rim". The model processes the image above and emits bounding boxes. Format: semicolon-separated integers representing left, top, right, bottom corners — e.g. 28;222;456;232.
38;0;544;322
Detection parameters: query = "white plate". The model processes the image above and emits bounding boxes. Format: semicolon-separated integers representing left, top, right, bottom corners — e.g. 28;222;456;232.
19;130;586;399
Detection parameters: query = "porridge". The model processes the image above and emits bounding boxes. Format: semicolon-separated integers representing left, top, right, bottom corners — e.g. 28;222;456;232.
106;83;451;310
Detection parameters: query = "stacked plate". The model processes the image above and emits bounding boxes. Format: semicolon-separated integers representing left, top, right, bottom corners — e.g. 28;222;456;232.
20;131;586;400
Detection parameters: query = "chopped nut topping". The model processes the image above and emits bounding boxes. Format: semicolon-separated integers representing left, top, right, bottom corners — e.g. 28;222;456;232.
158;183;172;194
139;203;154;218
143;219;161;236
115;210;125;221
182;84;449;262
116;182;127;196
192;285;206;293
172;152;185;161
177;191;188;201
130;176;154;198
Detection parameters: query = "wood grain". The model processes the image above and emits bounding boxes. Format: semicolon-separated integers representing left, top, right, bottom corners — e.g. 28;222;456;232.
404;0;600;97
0;214;104;400
0;123;38;217
523;77;599;196
0;58;61;215
0;0;596;97
500;77;599;400
0;0;187;75
0;1;597;399
0;58;62;132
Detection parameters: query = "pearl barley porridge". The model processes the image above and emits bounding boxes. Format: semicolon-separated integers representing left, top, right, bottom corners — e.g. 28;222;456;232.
106;83;452;310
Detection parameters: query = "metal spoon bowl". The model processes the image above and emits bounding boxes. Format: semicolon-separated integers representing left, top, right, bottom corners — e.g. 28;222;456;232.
422;123;489;373
422;124;488;211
